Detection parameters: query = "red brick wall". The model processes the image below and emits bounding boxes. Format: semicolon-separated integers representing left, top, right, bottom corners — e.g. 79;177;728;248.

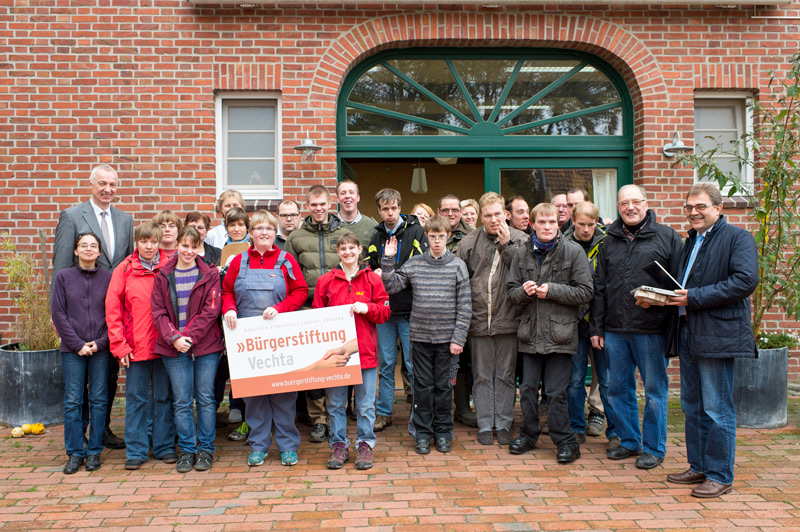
2;2;799;379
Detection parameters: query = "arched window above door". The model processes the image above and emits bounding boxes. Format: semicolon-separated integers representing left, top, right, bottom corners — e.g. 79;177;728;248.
345;56;625;138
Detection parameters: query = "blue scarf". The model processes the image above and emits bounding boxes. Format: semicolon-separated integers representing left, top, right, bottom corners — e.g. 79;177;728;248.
531;233;558;264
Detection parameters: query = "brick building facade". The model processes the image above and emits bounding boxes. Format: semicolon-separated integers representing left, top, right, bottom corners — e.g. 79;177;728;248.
2;1;799;378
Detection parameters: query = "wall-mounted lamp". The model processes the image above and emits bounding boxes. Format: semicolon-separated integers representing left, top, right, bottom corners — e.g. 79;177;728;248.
662;132;693;158
294;134;321;161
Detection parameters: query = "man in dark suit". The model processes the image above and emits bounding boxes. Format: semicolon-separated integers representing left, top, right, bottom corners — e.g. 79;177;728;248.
52;164;134;450
665;183;758;498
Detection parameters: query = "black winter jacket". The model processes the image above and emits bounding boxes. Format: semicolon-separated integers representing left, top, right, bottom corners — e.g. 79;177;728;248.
669;215;759;358
590;210;683;336
367;214;428;316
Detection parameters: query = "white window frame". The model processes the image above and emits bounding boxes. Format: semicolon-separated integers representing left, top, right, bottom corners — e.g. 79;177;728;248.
215;92;282;200
693;92;754;192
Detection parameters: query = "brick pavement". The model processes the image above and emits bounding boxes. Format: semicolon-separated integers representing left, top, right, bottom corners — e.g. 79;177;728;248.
1;396;799;531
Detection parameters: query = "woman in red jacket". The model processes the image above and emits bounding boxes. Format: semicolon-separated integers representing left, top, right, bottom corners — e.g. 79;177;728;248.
222;210;308;468
151;226;224;473
105;221;176;470
313;233;390;470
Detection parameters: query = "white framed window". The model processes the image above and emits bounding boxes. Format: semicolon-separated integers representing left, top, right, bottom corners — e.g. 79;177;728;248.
216;93;282;199
694;93;754;189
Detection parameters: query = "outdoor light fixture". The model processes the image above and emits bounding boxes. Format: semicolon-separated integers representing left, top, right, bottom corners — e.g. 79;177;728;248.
294;134;321;161
662;131;693;158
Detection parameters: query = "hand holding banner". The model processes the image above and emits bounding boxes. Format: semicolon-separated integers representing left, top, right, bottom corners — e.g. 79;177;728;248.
222;305;362;397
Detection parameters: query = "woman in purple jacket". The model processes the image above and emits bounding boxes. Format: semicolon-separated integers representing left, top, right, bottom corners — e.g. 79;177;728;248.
51;232;113;475
151;226;224;473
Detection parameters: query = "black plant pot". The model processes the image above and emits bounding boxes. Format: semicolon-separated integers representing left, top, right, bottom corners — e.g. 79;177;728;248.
733;347;788;429
0;343;63;426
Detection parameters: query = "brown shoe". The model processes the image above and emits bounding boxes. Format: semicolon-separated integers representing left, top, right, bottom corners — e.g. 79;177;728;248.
667;469;707;485
373;414;392;432
691;479;732;498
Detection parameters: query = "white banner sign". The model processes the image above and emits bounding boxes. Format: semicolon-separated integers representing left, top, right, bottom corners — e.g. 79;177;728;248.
223;305;361;397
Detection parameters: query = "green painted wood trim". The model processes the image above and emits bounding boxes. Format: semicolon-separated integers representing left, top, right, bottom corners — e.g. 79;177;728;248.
381;61;477;127
488;59;524;124
346;100;471;135
496;62;588;127
446;59;483;123
502;101;624;134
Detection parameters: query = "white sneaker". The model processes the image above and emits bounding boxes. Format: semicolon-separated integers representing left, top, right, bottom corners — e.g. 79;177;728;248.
228;408;242;424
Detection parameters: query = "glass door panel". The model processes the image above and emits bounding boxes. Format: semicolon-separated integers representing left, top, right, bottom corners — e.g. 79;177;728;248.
487;158;625;221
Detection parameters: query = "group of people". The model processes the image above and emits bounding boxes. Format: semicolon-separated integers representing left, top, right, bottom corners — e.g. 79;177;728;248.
50;164;758;500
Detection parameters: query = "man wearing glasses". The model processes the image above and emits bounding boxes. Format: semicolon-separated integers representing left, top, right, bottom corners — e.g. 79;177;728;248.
589;184;683;470
275;200;301;250
664;183;758;498
438;194;473;253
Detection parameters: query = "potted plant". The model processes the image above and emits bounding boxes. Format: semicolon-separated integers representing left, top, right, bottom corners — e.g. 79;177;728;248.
681;52;800;428
0;230;62;426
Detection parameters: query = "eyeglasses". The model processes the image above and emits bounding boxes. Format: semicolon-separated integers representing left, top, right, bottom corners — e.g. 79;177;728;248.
278;213;299;219
427;234;448;241
439;208;461;214
252;226;276;234
618;199;645;208
683;203;716;213
78;243;99;250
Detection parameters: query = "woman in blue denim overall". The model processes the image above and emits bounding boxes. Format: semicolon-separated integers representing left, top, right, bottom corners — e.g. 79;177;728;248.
221;210;309;467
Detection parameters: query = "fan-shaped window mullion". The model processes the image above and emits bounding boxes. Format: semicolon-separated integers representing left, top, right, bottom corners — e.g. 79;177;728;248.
346;100;471;135
487;60;524;124
502;101;623;134
446;59;483;124
381;62;477;127
496;63;587;127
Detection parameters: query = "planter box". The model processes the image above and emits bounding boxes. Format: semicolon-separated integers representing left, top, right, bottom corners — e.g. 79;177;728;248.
733;347;788;429
0;343;63;427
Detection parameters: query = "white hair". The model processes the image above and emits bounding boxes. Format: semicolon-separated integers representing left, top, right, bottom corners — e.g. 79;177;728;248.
89;164;119;185
617;184;647;202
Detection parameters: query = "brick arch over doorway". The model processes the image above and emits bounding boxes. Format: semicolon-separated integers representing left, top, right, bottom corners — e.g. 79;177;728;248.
308;12;668;179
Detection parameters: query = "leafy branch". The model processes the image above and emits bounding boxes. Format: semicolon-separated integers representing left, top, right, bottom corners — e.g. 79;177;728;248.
679;53;800;339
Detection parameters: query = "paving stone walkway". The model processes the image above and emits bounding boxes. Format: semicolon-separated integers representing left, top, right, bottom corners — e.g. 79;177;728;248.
1;396;799;531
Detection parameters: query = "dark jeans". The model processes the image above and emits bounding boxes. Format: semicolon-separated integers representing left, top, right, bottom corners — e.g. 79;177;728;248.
214;353;244;414
81;357;119;432
124;358;176;461
411;341;456;442
568;335;616;437
678;320;736;485
519;352;576;447
163;352;221;455
63;350;110;456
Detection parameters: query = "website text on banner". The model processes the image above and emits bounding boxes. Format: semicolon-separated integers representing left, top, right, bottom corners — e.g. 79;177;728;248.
223;305;361;397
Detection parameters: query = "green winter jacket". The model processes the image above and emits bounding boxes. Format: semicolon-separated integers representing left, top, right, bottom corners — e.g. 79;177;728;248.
284;214;352;302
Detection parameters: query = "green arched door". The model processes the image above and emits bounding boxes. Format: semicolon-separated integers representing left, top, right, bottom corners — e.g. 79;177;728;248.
337;48;633;218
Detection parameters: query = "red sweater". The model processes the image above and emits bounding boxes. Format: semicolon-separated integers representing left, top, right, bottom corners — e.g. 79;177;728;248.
312;264;391;369
222;247;308;315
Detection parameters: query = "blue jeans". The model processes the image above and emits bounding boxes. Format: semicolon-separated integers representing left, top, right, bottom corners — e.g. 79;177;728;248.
568;336;616;438
376;315;412;417
604;331;669;458
124;358;176;461
162;352;221;455
62;350;110;457
328;366;377;449
678;321;736;484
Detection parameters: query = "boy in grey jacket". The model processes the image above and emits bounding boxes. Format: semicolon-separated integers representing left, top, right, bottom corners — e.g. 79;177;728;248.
507;203;593;464
381;215;472;455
